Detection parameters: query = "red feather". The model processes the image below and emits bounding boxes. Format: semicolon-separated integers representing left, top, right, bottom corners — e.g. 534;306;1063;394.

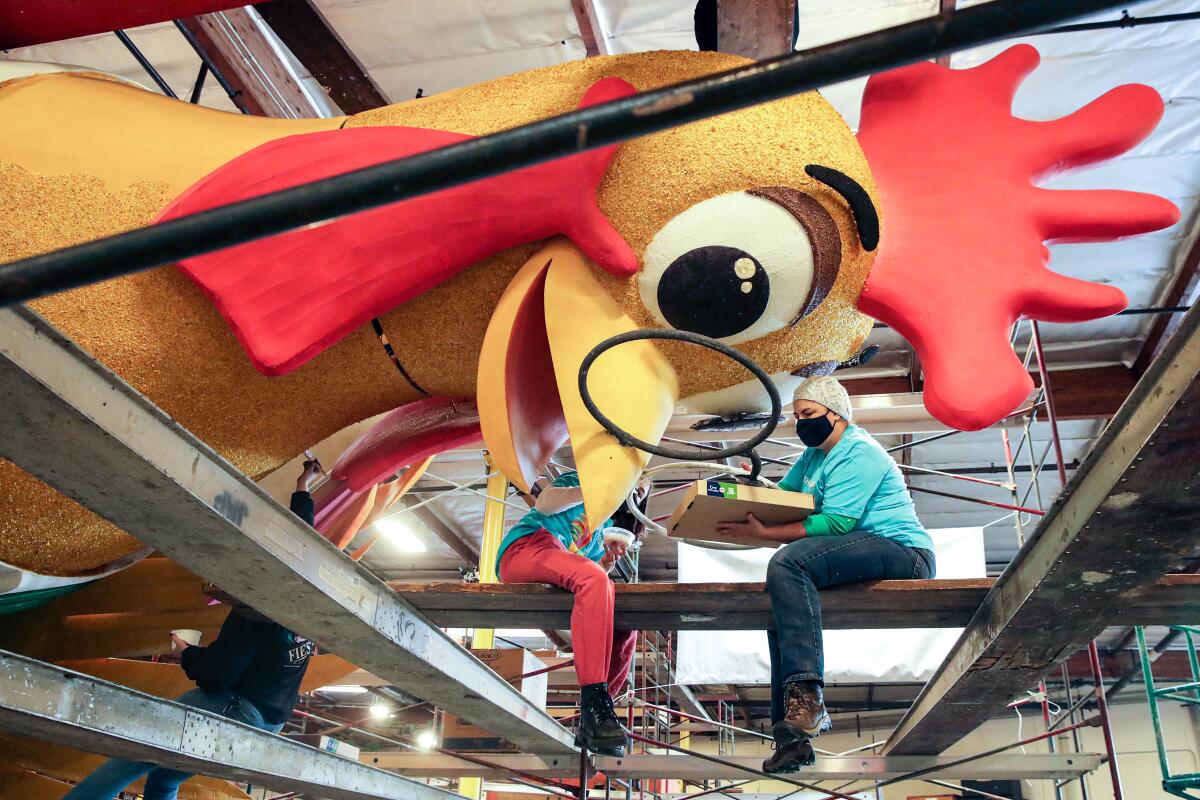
856;45;1179;430
157;78;638;376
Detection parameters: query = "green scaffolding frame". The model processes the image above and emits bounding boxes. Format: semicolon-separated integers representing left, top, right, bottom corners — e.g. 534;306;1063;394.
1137;626;1200;799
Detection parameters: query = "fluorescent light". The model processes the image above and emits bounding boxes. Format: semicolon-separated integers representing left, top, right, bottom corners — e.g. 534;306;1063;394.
416;729;437;750
369;703;392;719
317;685;367;695
374;517;426;553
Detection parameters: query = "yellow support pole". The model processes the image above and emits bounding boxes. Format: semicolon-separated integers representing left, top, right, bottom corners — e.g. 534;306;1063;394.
460;456;509;799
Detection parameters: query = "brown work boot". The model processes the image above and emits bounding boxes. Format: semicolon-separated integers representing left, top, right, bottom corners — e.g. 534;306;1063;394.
763;738;816;774
772;682;832;743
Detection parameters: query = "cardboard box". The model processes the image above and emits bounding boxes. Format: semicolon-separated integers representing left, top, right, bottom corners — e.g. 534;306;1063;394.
667;480;814;548
442;648;548;740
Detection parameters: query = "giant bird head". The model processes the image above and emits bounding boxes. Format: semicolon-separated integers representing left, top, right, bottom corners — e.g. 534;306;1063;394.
155;48;1175;529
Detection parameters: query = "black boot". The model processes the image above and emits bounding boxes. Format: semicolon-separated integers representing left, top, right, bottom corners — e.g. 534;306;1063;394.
772;681;831;744
763;738;817;774
576;683;628;756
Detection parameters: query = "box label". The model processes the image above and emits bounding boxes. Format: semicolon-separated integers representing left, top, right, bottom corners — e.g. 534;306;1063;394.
706;481;738;499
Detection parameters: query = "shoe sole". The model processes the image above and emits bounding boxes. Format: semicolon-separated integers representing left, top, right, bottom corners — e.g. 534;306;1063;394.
575;734;630;756
772;714;832;742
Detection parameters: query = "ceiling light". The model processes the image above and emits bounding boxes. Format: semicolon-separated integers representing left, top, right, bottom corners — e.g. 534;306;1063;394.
369;703;392;719
317;685;367;695
374;517;427;553
416;729;437;750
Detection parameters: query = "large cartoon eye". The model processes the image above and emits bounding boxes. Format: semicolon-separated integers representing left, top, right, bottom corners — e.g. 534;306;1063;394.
639;188;841;345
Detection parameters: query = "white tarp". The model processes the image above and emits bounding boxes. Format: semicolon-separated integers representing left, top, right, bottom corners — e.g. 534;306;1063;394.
675;528;986;685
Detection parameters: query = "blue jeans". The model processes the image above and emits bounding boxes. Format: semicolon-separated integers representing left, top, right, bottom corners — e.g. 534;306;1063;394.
63;688;283;800
766;533;935;723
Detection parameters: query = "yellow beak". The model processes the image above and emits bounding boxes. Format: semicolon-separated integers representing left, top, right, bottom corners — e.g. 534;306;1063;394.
479;237;678;530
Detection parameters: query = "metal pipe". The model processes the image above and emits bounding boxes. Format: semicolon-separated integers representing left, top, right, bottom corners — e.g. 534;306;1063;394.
675;781;754;800
1045;10;1200;33
1030;321;1069;489
113;30;178;98
172;19;246;109
906;484;1045;515
1088;641;1124;800
0;0;1134;307
625;732;862;800
512;658;575;682
896;461;1014;489
637;701;773;742
1062;661;1091;800
846;717;1101;800
189;63;209;104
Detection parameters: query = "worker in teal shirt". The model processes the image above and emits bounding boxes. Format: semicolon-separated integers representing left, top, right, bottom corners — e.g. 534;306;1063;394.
497;470;645;756
717;376;935;774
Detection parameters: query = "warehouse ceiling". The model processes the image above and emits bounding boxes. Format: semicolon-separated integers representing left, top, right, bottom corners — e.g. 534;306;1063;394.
4;0;1200;580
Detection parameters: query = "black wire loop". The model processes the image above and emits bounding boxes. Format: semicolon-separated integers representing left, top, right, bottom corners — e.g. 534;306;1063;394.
576;329;781;476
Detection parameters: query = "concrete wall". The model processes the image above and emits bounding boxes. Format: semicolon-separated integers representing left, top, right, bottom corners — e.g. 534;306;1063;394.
685;698;1199;799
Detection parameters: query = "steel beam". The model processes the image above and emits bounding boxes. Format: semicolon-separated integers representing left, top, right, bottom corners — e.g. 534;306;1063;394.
0;650;455;799
0;305;575;755
886;301;1200;755
592;753;1100;781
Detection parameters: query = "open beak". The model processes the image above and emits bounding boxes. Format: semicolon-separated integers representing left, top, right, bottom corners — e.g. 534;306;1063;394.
478;237;678;530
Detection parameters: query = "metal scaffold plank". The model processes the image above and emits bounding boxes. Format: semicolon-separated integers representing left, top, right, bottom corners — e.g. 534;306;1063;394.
0;649;455;799
0;305;576;755
593;753;1102;781
359;752;581;777
886;301;1200;755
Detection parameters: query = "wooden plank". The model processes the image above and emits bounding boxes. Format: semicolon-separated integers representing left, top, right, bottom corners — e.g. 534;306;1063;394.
570;0;607;57
389;575;1200;630
717;0;796;60
256;0;390;113
178;8;329;118
885;301;1200;755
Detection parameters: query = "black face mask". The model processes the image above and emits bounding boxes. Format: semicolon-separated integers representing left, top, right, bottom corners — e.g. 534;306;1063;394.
795;413;835;448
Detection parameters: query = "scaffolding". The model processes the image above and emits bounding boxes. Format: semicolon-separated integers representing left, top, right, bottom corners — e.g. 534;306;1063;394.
1137;626;1200;799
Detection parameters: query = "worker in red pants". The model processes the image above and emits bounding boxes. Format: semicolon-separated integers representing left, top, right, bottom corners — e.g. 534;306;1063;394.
497;471;644;755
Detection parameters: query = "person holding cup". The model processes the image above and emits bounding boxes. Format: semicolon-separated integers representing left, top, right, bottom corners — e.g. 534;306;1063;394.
497;471;646;755
64;459;323;800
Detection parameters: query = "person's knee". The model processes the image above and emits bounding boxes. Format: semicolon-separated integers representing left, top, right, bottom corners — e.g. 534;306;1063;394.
575;560;612;596
767;541;814;586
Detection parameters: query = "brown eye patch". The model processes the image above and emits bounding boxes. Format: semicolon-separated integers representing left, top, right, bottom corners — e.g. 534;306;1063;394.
747;186;841;322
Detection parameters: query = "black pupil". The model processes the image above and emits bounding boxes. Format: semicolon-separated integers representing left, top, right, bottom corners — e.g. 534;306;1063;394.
656;245;769;339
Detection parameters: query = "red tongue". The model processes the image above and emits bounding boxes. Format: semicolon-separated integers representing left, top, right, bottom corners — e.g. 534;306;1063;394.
330;397;482;493
496;261;569;488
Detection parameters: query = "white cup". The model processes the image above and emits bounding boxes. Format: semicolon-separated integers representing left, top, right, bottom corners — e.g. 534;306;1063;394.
604;527;635;548
171;629;202;650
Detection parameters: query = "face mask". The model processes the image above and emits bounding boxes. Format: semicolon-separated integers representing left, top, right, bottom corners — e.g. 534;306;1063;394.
795;413;835;448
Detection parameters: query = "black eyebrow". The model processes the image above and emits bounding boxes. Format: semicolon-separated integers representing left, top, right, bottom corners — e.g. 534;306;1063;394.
804;164;880;252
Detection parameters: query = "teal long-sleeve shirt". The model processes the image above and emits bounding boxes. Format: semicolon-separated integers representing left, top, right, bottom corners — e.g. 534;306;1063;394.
803;512;856;537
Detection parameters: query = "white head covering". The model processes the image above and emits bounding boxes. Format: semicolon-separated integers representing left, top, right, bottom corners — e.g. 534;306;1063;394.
792;375;852;421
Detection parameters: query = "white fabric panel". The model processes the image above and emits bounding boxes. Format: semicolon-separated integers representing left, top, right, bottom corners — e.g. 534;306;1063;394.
314;0;587;100
2;23;238;112
675;528;987;685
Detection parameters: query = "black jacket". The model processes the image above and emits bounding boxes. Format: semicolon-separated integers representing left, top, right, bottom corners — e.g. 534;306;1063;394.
179;491;316;724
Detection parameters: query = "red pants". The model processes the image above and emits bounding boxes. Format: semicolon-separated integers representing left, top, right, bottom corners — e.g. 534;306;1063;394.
500;530;636;695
